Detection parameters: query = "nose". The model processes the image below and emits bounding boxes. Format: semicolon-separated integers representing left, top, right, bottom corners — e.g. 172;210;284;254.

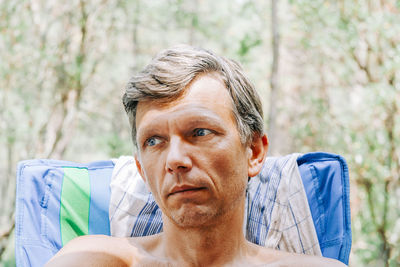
165;136;192;174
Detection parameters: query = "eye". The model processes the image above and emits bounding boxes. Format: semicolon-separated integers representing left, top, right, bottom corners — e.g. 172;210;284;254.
144;137;162;147
193;128;212;137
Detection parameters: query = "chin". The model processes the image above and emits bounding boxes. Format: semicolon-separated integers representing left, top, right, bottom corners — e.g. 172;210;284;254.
169;206;220;228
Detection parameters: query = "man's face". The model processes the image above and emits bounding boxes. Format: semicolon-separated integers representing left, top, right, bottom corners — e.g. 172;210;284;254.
135;72;257;227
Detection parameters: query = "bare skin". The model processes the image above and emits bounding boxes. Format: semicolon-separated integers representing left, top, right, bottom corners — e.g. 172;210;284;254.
46;73;346;267
46;234;344;267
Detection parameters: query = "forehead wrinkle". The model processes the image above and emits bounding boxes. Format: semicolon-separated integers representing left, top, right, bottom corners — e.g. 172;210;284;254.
136;104;232;139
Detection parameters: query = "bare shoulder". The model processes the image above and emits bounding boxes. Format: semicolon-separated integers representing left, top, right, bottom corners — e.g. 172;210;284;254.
51;235;137;255
45;235;142;267
249;243;346;267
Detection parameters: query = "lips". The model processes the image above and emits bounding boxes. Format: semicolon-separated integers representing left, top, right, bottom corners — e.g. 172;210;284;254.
168;185;206;196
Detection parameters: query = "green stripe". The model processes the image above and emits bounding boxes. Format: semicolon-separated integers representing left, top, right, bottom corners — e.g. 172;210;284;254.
60;167;90;246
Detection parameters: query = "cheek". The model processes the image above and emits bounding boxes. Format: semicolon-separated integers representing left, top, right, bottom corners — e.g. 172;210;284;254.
141;150;165;178
142;161;162;193
209;141;248;184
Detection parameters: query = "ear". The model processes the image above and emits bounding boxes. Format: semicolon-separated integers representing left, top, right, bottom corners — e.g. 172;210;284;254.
135;154;147;183
247;134;268;178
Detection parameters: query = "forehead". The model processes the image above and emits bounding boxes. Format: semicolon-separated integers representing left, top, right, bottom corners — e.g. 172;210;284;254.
135;72;236;134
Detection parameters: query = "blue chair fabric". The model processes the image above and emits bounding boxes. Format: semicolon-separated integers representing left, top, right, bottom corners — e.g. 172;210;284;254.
15;152;351;266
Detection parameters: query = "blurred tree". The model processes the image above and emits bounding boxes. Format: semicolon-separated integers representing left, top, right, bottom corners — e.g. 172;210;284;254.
0;0;134;259
1;0;399;266
268;0;280;155
287;0;400;266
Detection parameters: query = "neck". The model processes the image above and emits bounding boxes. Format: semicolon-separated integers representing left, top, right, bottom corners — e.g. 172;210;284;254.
161;200;249;266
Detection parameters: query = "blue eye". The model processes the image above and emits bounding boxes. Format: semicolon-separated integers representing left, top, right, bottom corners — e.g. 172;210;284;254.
194;128;211;137
145;137;161;147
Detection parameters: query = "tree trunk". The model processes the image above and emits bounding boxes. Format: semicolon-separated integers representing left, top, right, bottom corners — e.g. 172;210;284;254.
188;0;199;45
131;0;141;72
268;0;280;155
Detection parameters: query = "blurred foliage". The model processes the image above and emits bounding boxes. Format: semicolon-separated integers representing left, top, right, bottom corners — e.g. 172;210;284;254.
1;0;399;266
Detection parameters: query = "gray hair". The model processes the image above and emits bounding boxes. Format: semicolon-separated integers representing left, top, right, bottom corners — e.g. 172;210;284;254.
123;45;264;147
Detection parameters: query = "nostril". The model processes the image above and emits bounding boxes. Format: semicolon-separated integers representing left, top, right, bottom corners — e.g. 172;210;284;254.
167;165;187;173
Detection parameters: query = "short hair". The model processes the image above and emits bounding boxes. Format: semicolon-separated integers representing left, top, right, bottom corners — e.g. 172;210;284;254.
123;44;264;147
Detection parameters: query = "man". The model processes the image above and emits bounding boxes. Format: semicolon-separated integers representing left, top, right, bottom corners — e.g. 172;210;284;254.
46;45;345;266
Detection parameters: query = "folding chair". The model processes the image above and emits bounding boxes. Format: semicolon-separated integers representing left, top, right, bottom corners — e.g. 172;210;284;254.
15;152;351;266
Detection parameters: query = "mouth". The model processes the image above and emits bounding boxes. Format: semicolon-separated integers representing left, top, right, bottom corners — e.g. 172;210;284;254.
168;185;207;196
